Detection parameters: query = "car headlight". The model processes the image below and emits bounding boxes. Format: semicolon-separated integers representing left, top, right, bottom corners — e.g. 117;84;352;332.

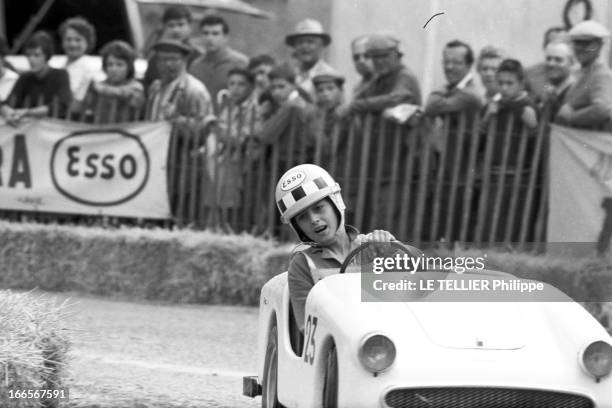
580;340;612;379
358;334;396;373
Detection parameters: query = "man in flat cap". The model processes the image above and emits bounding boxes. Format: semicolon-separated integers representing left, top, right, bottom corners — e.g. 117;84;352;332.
285;18;335;102
347;34;421;113
312;67;345;153
145;39;211;122
351;35;374;99
555;20;612;130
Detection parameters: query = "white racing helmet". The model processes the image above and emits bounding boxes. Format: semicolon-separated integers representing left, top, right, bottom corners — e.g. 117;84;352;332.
275;164;346;242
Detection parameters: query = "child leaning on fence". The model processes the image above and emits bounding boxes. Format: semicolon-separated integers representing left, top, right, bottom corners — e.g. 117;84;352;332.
1;31;72;126
81;40;144;123
205;67;261;228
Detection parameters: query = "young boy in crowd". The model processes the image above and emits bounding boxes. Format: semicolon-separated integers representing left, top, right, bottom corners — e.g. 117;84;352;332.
143;6;203;91
276;164;407;332
482;58;538;130
207;68;259;231
481;59;538;243
266;63;310;113
247;54;276;100
257;63;315;165
82;40;144;122
313;67;345;137
311;67;345;163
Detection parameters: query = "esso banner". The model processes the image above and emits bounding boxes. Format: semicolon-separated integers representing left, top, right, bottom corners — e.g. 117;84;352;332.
0;119;171;219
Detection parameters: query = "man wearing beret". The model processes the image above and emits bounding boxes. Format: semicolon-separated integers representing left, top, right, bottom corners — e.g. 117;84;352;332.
285;19;336;103
145;39;211;123
555;20;612;130
347;34;422;114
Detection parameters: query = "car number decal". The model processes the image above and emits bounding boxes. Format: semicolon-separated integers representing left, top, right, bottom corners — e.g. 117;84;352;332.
303;315;318;365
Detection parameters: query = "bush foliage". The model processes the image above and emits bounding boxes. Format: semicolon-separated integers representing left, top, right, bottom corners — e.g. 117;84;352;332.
0;221;610;333
0;221;292;306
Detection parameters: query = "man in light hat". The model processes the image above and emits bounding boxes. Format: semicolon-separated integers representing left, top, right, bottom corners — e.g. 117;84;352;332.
145;38;211;122
555;20;612;130
347;34;421;113
285;18;335;102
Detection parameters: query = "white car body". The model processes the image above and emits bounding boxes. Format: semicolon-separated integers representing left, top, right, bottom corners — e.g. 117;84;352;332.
245;269;612;407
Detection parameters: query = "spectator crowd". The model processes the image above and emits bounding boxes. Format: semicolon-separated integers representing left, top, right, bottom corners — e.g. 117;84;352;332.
1;6;611;237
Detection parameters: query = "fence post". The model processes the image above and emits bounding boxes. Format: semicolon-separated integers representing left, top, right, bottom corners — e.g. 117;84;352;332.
371;117;387;231
519;117;549;249
398;126;419;241
430;115;450;242
413;126;433;247
504;126;530;244
488;115;515;245
341;119;357;208
474;115;497;245
534;128;550;248
384;123;403;232
459;113;481;243
355;114;374;231
443;112;468;242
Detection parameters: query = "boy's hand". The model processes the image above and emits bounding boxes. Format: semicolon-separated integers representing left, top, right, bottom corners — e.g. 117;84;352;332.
355;230;397;262
364;229;396;243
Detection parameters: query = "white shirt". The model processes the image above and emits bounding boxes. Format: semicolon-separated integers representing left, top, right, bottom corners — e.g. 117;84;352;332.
454;72;474;90
64;55;104;101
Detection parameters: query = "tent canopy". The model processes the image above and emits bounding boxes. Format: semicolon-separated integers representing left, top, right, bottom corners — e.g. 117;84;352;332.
134;0;272;19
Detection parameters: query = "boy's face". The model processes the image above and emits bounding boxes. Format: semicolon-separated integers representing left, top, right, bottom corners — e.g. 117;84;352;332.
164;18;192;41
315;81;342;109
105;55;129;84
26;46;48;73
497;71;523;100
270;78;294;105
227;74;253;104
251;63;273;90
477;57;502;93
295;198;339;244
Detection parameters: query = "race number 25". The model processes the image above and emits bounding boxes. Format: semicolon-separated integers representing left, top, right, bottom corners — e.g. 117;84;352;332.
303;315;318;365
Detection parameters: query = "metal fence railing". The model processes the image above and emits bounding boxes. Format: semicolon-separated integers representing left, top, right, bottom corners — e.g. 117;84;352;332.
0;96;549;247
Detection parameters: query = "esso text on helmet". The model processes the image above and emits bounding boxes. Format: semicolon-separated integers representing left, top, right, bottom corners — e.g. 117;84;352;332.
280;171;305;191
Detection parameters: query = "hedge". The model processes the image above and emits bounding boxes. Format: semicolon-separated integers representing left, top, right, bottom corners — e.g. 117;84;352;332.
0;221;292;306
0;221;610;333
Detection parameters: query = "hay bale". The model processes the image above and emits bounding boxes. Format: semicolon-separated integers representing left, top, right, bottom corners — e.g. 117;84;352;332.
0;221;294;306
0;290;71;408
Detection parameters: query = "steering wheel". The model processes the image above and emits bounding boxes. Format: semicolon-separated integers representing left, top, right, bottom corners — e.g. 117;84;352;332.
339;241;418;274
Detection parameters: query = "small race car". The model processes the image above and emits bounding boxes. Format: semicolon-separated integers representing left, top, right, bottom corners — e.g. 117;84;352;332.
243;244;612;408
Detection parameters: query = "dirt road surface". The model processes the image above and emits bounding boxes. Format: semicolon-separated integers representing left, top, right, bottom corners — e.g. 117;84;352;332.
43;292;262;408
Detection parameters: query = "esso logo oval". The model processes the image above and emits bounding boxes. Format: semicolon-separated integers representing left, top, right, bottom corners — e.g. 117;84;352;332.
281;171;305;191
51;130;150;206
